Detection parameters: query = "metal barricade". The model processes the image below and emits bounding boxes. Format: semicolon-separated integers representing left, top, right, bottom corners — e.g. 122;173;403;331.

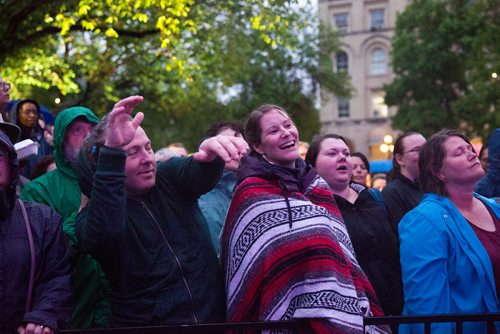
59;313;500;334
61;319;304;334
363;313;500;334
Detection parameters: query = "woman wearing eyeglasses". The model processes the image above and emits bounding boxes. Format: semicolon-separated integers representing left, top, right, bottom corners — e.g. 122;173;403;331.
382;132;426;235
0;77;11;122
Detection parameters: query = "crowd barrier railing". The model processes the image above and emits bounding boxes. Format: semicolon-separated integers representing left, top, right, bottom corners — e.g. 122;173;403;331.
60;313;500;334
364;312;500;334
60;319;305;333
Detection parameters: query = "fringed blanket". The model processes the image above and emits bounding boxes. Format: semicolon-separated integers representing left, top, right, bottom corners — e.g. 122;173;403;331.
221;175;389;334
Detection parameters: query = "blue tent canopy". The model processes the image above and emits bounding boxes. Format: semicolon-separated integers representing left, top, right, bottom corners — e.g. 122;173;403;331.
370;159;392;174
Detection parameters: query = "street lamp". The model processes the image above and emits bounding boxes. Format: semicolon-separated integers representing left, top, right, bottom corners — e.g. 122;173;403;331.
379;134;394;159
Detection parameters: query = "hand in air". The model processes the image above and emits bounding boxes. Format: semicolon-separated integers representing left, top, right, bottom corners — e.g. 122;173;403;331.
193;135;248;163
17;323;53;334
104;96;144;148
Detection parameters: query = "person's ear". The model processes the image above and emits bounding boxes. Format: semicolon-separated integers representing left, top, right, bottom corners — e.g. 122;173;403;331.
253;143;264;155
395;153;404;166
436;168;446;182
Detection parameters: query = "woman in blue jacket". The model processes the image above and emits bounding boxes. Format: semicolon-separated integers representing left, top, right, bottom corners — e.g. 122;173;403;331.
399;129;500;334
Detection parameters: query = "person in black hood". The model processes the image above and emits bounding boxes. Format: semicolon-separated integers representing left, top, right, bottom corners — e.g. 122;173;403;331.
0;118;73;333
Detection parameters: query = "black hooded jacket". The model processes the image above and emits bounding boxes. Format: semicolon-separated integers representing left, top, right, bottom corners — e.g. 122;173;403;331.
0;131;72;332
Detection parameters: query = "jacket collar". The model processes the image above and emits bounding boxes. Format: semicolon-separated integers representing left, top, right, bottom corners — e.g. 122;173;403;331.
237;154;317;193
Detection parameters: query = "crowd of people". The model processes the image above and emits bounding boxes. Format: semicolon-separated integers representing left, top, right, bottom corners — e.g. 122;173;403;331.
1;75;499;334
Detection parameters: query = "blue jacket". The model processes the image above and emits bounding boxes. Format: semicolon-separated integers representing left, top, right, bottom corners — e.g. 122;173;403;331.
475;128;500;198
399;193;500;334
198;170;236;256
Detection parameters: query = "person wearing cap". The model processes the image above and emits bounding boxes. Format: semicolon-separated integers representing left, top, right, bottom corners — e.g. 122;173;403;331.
21;107;110;329
0;119;73;333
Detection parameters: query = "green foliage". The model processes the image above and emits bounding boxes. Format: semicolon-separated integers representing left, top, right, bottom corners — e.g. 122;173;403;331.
0;0;349;151
385;0;499;139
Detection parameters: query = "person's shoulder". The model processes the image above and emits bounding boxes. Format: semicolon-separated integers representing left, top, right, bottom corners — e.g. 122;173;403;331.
22;168;61;193
400;195;445;225
21;200;62;226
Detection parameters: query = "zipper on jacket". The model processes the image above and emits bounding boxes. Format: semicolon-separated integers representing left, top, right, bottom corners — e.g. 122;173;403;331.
141;201;199;323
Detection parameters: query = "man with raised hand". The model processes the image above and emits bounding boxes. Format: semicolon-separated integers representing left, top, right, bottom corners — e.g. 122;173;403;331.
75;96;248;326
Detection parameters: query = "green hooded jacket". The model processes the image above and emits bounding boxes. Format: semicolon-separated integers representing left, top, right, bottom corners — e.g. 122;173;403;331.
20;107;110;329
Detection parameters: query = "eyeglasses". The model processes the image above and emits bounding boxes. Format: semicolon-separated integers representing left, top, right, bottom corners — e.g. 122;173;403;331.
402;147;421;155
0;82;11;92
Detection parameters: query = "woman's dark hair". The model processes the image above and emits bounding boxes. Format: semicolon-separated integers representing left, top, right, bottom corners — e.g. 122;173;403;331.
205;121;244;139
16;99;41;124
245;104;291;156
351;152;370;173
388;131;422;180
478;140;489;160
419;129;474;197
16;99;40;113
305;134;348;167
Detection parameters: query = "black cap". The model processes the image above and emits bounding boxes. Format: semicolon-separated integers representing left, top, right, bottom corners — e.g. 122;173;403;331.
0;113;21;143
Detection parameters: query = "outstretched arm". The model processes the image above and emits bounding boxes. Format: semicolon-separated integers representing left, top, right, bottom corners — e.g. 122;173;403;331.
192;135;248;163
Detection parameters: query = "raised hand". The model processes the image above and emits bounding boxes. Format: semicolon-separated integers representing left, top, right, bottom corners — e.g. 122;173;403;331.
17;322;53;334
104;96;144;149
193;135;248;163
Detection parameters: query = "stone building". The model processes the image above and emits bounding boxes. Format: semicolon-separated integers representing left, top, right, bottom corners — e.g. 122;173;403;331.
318;0;410;160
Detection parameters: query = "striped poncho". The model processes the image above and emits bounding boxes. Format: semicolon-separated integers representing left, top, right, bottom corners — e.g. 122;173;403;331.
221;156;388;333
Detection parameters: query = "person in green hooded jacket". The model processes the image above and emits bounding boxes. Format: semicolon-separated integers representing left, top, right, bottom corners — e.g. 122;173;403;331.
20;106;110;328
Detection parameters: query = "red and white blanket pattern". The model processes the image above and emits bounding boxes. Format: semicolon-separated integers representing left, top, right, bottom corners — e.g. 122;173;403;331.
221;175;388;333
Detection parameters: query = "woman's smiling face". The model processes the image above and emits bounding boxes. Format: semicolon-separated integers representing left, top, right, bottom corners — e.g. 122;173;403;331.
253;109;299;168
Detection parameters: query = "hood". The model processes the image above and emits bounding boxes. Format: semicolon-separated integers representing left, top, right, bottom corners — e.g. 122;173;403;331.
53;106;99;178
237;154;317;193
0;130;19;220
487;128;500;181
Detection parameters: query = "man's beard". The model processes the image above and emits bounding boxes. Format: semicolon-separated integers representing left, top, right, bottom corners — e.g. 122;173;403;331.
63;144;79;168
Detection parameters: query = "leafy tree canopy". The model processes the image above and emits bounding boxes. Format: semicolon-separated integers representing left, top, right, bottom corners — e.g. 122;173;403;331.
385;0;499;139
1;0;350;150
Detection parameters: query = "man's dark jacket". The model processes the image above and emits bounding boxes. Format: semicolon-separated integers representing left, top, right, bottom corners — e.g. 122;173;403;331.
75;147;225;326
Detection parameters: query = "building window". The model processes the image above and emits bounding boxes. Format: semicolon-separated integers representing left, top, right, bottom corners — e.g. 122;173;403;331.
338;97;350;118
372;90;388;117
334;13;348;33
336;52;348;72
370;48;386;75
370;9;385;31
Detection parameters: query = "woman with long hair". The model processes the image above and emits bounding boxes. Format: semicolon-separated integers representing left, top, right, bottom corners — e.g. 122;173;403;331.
221;105;388;333
399;129;500;334
382;132;426;235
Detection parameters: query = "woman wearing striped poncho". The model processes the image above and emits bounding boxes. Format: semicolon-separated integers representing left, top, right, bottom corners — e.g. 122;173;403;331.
221;105;389;334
